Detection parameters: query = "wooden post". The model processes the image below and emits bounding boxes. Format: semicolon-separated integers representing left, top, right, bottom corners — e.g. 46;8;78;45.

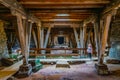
16;15;27;64
37;22;41;54
32;29;38;55
80;26;84;55
37;22;41;49
43;27;51;54
41;27;44;54
99;14;112;64
32;29;38;48
25;21;33;59
93;21;101;58
95;13;112;75
73;27;80;54
83;24;87;55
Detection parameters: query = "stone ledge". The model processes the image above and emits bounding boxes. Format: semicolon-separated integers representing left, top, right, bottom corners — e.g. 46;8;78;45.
106;58;120;64
95;63;109;75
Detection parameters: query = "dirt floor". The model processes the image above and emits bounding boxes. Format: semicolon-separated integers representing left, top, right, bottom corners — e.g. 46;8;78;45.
16;61;120;80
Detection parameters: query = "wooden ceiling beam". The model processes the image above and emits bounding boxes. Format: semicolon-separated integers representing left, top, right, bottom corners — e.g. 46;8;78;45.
103;0;120;14
0;0;40;23
34;13;92;16
0;0;26;18
38;16;89;19
29;9;95;13
41;19;82;22
19;1;110;5
21;4;105;9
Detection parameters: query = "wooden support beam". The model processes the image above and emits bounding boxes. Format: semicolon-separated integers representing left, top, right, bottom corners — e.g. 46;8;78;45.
41;28;44;48
73;27;80;54
84;14;97;25
0;0;26;18
30;48;86;51
25;21;33;58
103;0;120;15
93;21;100;58
16;15;27;64
73;27;80;48
99;13;112;64
0;0;40;23
37;22;41;49
80;27;83;54
83;24;87;48
32;29;38;48
43;27;51;54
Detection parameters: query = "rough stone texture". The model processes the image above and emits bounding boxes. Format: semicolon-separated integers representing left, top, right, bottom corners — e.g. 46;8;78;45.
56;60;70;68
14;64;32;78
106;58;120;64
95;63;109;75
109;14;120;60
109;41;120;60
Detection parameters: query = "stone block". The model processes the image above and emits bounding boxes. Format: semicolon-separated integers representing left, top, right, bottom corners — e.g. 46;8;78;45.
106;59;120;64
95;63;109;75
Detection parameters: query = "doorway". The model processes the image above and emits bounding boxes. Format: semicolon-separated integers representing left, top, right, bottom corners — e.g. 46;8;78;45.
58;36;64;44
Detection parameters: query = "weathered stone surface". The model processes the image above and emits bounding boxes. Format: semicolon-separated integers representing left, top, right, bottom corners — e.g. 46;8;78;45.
15;64;32;78
56;60;70;68
95;63;109;75
106;58;120;64
109;41;120;60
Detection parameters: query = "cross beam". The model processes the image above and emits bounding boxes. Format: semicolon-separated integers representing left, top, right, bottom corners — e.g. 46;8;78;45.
0;0;40;23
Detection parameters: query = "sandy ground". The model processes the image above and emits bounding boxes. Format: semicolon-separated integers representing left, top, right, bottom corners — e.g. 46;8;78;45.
16;61;120;80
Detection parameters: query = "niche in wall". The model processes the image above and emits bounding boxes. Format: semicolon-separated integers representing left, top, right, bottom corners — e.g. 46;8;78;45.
58;36;64;44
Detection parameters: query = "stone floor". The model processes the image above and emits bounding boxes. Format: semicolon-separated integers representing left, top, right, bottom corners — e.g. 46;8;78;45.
16;61;120;80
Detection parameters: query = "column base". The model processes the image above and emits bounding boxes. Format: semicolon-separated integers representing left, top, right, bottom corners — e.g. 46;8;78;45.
14;64;32;78
95;63;109;75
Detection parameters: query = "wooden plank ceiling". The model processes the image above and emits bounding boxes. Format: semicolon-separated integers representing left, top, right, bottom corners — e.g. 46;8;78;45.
17;0;111;22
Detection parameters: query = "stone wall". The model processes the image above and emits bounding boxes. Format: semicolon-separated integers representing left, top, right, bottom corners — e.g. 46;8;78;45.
109;41;120;59
109;18;120;59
